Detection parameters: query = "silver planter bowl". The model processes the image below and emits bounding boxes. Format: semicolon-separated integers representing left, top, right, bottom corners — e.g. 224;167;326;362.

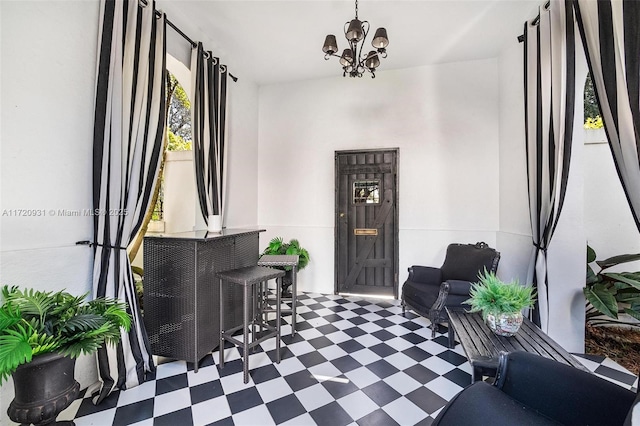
486;311;523;337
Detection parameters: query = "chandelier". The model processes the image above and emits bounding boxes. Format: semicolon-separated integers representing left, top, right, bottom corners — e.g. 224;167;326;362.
321;0;389;78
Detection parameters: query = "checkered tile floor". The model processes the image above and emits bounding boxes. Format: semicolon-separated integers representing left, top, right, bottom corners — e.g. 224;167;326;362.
55;293;637;426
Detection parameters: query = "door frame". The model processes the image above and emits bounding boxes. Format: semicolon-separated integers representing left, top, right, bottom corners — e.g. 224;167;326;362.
334;148;399;298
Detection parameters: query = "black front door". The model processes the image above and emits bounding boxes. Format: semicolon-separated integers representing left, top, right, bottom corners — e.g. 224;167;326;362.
335;149;398;297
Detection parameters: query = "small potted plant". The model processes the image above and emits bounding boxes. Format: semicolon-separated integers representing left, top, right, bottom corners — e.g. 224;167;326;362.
465;270;536;336
0;285;131;425
262;237;310;296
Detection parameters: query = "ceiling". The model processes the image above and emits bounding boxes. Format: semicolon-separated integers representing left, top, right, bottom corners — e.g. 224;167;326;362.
156;0;540;86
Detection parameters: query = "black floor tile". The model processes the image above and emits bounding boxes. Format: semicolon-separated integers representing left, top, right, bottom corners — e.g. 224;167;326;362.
401;332;428;344
371;329;395;341
343;327;367;338
189;380;224;404
356;408;400;426
155;373;188;396
361;381;402;406
595;365;637;386
308;335;334;349
153;407;193;426
284;369;318;391
373;318;395;328
404;364;439;385
370;343;397;358
266;394;306;424
339;339;366;353
400;321;423;331
249;363;282;384
402;346;432;362
406;387;448;414
226;387;264;414
366;359;400;379
309;401;353;426
322;375;359;399
298;351;329;368
74;389;120;418
436;350;467;366
113;398;154;425
316;323;340;335
331;355;363;373
443;368;472;388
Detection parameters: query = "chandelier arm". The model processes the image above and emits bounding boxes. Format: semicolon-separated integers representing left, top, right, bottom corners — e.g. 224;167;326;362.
357;20;370;69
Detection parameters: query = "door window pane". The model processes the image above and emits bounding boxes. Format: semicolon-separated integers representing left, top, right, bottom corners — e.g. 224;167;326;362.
353;180;380;204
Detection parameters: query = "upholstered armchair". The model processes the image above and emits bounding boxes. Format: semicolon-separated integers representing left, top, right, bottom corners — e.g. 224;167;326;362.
401;242;500;337
432;351;636;426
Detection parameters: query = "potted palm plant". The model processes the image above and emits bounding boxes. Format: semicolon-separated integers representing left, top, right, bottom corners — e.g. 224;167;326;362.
0;285;131;425
262;237;310;296
465;270;536;336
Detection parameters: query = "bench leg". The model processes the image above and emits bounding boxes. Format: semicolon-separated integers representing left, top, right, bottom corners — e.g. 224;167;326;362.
448;323;456;348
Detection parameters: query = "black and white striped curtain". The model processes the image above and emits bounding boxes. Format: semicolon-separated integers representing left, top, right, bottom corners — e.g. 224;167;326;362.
524;0;576;329
191;43;228;227
90;0;166;403
574;0;640;233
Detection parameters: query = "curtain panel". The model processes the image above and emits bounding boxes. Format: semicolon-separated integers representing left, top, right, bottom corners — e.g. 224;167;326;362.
91;0;166;403
191;44;229;228
574;0;640;233
524;0;576;329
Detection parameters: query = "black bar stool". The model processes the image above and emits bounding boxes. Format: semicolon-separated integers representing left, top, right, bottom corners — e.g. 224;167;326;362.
217;265;285;384
257;254;299;336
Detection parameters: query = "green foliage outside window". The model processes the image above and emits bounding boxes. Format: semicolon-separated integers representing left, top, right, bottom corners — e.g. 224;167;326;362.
584;73;603;129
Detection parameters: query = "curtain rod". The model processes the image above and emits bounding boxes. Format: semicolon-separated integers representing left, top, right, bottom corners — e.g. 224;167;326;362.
517;0;551;43
141;0;238;82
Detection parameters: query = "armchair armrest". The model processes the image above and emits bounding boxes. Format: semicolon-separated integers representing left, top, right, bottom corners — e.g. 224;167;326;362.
442;280;472;296
496;351;635;426
408;266;442;285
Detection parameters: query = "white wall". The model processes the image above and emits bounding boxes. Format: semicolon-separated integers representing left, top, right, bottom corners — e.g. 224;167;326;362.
0;1;101;423
584;131;640;270
258;59;500;294
496;44;533;286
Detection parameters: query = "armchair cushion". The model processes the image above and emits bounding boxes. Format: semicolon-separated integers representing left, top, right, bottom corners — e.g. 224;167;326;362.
433;381;559;426
408;265;442;285
444;280;473;296
440;243;499;282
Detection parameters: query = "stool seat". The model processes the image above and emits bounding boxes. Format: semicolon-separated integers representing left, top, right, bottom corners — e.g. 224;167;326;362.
217;266;285;384
257;255;299;267
258;255;299;336
217;265;285;286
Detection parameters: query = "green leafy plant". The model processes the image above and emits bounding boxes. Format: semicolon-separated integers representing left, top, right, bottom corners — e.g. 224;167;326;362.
0;285;131;384
584;245;640;326
262;237;310;271
465;270;536;320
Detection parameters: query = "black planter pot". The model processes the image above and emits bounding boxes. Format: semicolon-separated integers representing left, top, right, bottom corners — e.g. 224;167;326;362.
8;352;80;425
280;269;293;297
